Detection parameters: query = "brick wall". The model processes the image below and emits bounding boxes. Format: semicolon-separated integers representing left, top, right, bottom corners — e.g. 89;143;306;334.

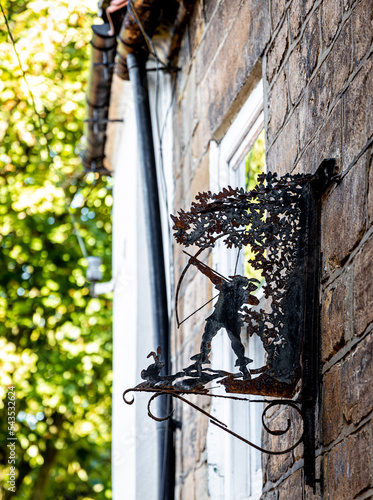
168;0;372;498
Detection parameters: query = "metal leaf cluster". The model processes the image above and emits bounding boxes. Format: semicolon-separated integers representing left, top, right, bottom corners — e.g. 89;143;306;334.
171;172;312;384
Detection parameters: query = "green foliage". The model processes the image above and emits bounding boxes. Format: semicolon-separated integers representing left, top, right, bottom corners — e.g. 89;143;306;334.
244;130;266;283
0;1;112;498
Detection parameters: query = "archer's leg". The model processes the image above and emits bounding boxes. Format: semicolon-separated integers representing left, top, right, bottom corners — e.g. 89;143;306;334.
227;328;252;378
190;318;219;364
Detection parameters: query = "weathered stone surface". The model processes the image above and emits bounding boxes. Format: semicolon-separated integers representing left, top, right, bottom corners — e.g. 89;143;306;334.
203;0;217;23
260;490;277;500
180;65;197;150
352;0;373;67
293;139;316;175
327;426;371;500
330;18;352;98
199;0;270;135
287;44;306;105
195;463;209;500
289;0;302;41
341;333;373;424
354;236;373;337
271;0;286;30
191;121;205;160
343;55;373;168
317;100;342;168
195;1;225;85
189;0;205;57
181;470;195;500
267;18;288;83
321;278;346;362
287;9;320;105
182;417;200;473
190;151;209;202
301;8;320;77
267;70;288;140
266;109;298;174
322;157;367;272
314;54;333;128
321;0;342;47
263;409;293;482
299;75;319;150
368;151;373;225
322;364;342;444
277;469;303;499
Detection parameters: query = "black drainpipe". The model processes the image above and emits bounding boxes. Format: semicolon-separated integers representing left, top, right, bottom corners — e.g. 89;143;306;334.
126;52;174;500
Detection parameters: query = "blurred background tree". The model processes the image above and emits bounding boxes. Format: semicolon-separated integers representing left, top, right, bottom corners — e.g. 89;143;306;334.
0;1;113;498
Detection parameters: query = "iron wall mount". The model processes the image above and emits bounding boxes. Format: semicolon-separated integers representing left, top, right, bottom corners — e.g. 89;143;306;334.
124;159;339;490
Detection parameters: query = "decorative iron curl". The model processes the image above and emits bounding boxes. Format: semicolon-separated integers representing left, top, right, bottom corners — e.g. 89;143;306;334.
125;385;305;456
261;400;304;442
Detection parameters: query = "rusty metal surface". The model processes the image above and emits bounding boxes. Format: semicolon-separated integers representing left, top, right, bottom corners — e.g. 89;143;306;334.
172;172;312;387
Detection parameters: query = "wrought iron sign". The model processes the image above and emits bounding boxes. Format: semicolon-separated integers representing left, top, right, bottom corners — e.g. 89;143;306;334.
123;159;339;489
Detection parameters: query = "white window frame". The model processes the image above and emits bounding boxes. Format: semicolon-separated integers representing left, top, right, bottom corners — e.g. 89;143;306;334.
206;80;265;500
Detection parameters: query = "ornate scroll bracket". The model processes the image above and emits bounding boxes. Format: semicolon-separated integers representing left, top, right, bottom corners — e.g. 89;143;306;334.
123;159;339;490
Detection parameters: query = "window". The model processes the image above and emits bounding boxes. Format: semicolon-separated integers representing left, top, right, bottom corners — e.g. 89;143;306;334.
207;81;265;500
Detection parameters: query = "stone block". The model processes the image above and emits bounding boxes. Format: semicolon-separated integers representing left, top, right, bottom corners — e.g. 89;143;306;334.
203;0;217;22
182;418;200;473
322;364;342;444
327;426;371;500
317;99;342;168
368;151;373;225
222;0;244;27
314;54;333;128
321;0;342;47
287;8;320;105
180;65;197;150
191;121;207;161
289;0;302;41
263;409;293;482
267;18;288;84
190;152;209;202
352;0;373;67
299;75;319;150
341;333;373;424
195;2;225;85
271;0;286;30
260;491;277;500
177;30;191;96
266;109;298;174
342;55;373;168
322;157;367;272
343;0;354;11
302;8;320;77
195;463;209;500
181;470;195;500
189;0;205;57
330;18;352;98
293;139;317;175
267;70;288;141
321;278;346;362
200;0;270;135
287;44;306;105
354;236;373;337
278;469;303;499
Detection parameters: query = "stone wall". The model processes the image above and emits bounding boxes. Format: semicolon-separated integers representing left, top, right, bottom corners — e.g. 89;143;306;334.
168;0;372;498
260;0;372;498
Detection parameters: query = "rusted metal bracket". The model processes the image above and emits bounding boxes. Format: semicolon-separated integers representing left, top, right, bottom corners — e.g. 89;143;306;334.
123;160;338;490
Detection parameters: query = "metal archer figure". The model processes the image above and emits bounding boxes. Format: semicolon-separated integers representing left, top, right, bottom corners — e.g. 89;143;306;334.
184;251;260;379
